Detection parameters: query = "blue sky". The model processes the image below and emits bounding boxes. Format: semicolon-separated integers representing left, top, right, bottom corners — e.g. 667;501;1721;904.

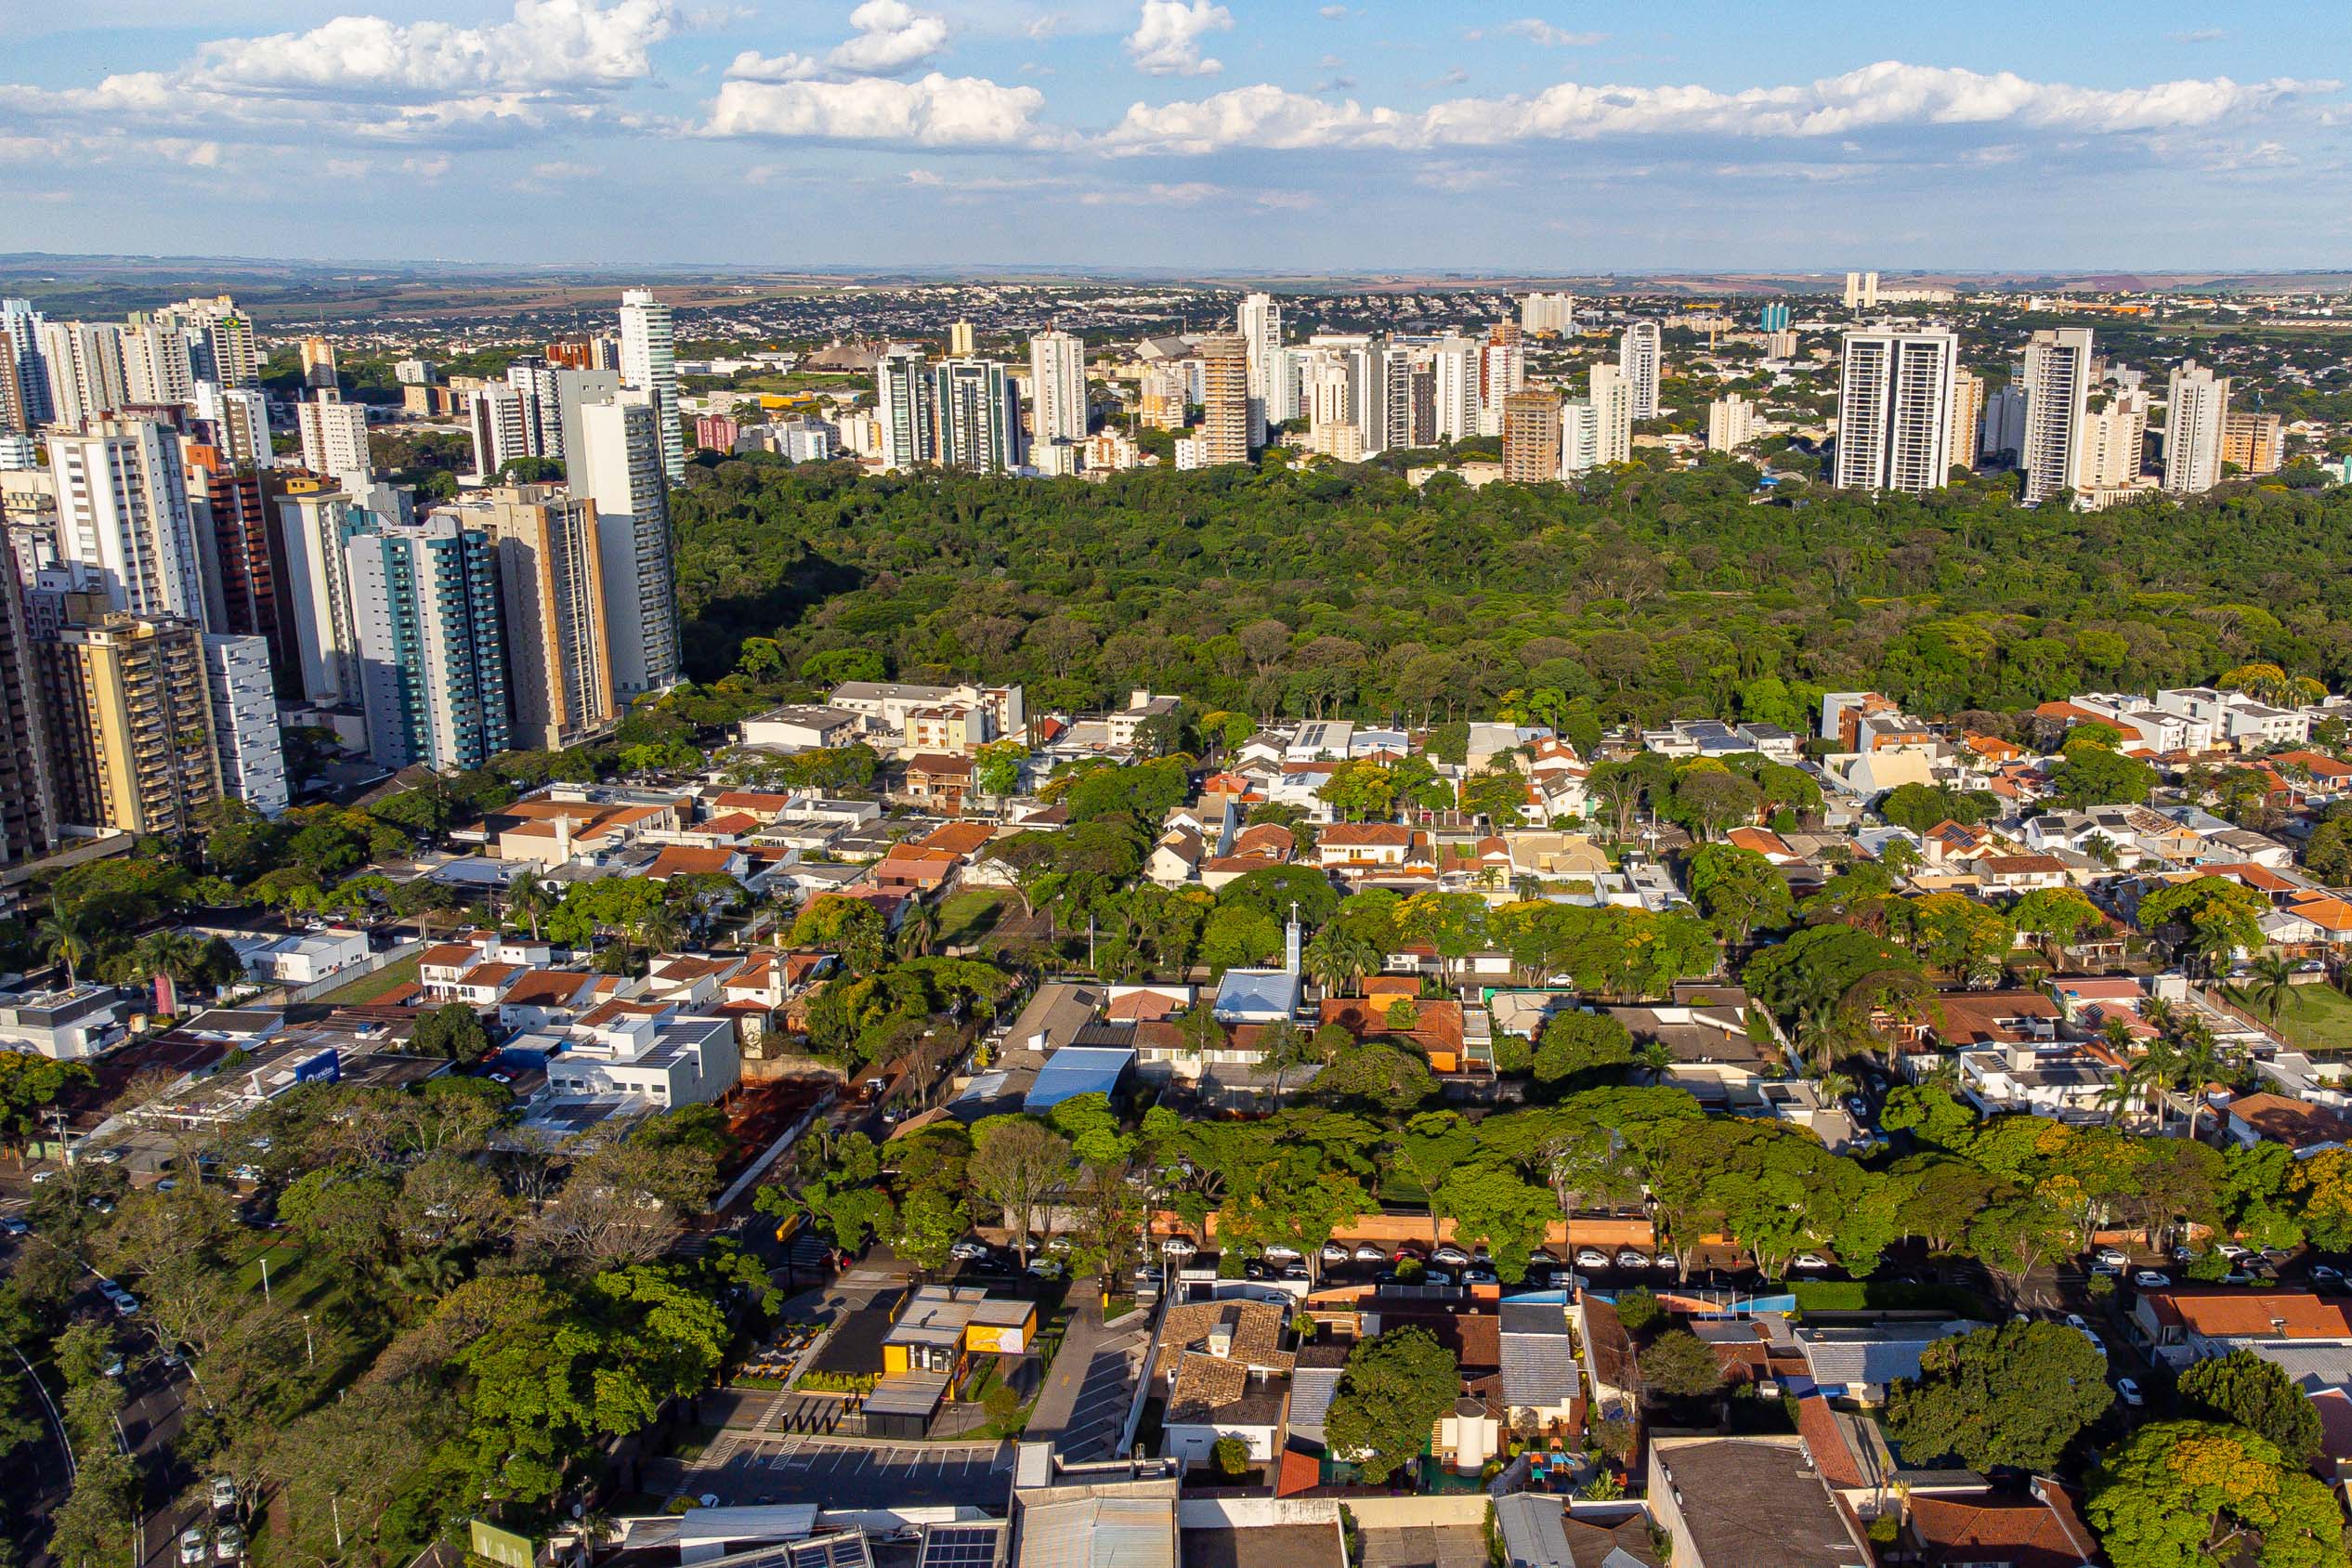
2;1;2345;272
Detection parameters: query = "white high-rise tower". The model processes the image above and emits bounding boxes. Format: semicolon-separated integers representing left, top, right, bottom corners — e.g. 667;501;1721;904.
2020;328;2096;505
1618;320;1661;421
618;288;685;484
1027;330;1088;447
1237;292;1281;448
46;418;204;623
2164;360;2230;495
1834;328;1958;493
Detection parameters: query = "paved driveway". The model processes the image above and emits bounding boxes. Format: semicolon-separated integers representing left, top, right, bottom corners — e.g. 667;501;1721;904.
1023;1303;1154;1463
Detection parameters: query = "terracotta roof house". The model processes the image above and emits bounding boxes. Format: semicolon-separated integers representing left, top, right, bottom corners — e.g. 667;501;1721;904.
2132;1287;2352;1370
1902;1483;2102;1568
2224;1092;2352;1156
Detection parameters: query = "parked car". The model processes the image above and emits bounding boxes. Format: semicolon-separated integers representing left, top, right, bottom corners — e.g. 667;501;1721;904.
1160;1236;1197;1257
1391;1246;1425;1262
110;1294;139;1317
1846;1096;1871;1122
2133;1271;2172;1289
2064;1313;2089;1331
1461;1267;1498;1285
210;1478;238;1514
1242;1260;1271;1281
2084;1330;2108;1357
179;1530;207;1566
1262;1244;1302;1262
2116;1378;2145;1407
1321;1244;1352;1265
1575;1248;1612;1269
216;1525;244;1561
1615;1248;1649;1270
948;1240;993;1263
1352;1244;1387;1263
2095;1248;2130;1269
1026;1259;1065;1280
1281;1263;1310;1282
2314;1264;2344;1285
0;1215;25;1236
1421;1268;1455;1287
29;1171;54;1184
1431;1244;1471;1266
1790;1253;1832;1271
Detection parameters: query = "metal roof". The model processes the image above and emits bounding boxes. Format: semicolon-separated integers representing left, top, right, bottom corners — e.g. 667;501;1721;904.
1015;1496;1175;1568
864;1370;951;1418
1023;1047;1134;1112
1795;1320;1980;1390
1498;1305;1581;1410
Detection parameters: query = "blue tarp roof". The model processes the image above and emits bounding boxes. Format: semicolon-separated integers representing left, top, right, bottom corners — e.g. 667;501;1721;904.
1023;1047;1134;1112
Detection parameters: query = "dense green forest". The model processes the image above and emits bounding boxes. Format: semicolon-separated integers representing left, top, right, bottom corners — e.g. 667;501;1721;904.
669;452;2352;730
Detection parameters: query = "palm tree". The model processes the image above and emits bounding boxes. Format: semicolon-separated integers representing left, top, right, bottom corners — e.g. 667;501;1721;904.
1303;929;1375;999
39;907;92;987
1260;1019;1317;1097
509;878;555;940
2242;953;2296;1026
637;903;686;958
898;899;937;960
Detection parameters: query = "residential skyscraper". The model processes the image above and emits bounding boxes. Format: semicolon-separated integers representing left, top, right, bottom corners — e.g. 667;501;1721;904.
191;382;270;470
1835;328;1958;493
1027;330;1088;446
1758;303;1793;333
299;335;338;392
1560;399;1603;477
344;515;510;773
46;419;205;623
2221;410;2282;477
1618;320;1662;421
464;486;614;751
504;354;567;460
875;346;936;471
1501;387;1563;482
934;359;1022;474
1196;333;1251;465
40;320;127;425
618;288;685;484
182;443;287;679
1588;364;1634;466
122;314;197;408
1237;292;1281;448
1431;336;1480;444
574;395;680;699
1706;394;1761;452
1948;369;1985;475
273;481;371;707
947;320;975;357
1520;293;1576;336
202;634;289;816
0;299;49;427
2164;360;2230;494
297;392;372;492
465;383;531;480
0;564;57;866
2082;387;2150;490
2020;327;2096;504
38;602;221;836
1843;271;1880;311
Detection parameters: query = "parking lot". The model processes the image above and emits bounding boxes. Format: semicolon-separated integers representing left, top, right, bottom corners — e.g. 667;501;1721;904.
679;1436;1012;1511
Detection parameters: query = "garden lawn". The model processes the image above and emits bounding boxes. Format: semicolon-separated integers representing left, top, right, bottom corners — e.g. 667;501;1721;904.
312;954;420;1006
2261;982;2352;1055
936;890;1016;948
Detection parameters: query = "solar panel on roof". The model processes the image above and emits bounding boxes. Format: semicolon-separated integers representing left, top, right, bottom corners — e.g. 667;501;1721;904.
920;1526;1003;1568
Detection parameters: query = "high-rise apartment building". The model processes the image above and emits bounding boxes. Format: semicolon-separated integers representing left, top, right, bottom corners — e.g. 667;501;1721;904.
182;443;287;680
1588;364;1634;466
297;392;372;493
2082;388;2149;490
1196;333;1251;465
1476;340;1523;438
1501;387;1563;482
41;320;128;426
1706;394;1761;452
1560;400;1602;477
1948;369;1985;476
934;359;1022;474
2221;410;2283;477
1432;336;1480;444
202;634;288;817
1758;303;1793;333
504;355;567;461
1843;271;1880;311
1520;293;1576;336
39;603;221;836
1;299;49;428
465;384;532;480
947;321;976;358
1237;293;1281;447
273;481;372;708
462;486;614;751
191;382;270;470
1835;328;1958;493
122;314;197;408
574;396;680;699
618;288;685;484
0;565;57;866
47;419;205;623
2164;360;2230;494
2019;328;2096;504
1027;330;1088;447
1980;385;2026;462
875;346;937;471
1618;321;1662;421
174;297;258;388
344;516;510;773
299;335;338;392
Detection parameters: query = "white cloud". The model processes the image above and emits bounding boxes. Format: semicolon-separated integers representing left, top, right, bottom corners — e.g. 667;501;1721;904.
1126;0;1232;77
1317;4;1349;16
828;0;948;74
703;71;1053;146
1103;61;2330;154
0;0;673;149
725;49;820;82
532;158;599;177
1500;20;1604;47
2173;27;2226;44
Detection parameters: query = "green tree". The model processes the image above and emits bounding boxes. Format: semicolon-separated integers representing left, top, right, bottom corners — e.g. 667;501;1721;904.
1886;1322;2113;1473
412;1002;491;1061
2178;1350;2326;1469
967;1117;1073;1268
1638;1329;1726;1399
1326;1327;1459;1484
1685;843;1792;944
2089;1419;2349;1568
1532;1010;1635;1088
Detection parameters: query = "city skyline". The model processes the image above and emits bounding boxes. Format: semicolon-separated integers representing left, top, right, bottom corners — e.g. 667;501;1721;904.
3;1;2345;270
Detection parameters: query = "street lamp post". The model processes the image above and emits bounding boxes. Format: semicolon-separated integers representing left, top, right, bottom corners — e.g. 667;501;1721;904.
301;1314;314;1369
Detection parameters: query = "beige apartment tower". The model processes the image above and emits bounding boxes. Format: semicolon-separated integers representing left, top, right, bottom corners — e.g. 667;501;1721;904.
1196;333;1251;465
39;602;221;837
1501;387;1564;482
468;485;616;751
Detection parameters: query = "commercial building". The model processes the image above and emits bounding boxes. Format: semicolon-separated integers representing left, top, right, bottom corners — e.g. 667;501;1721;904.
344;515;511;773
1027;330;1088;446
1618;320;1662;420
1196;332;1251;464
1500;387;1562;482
467;486;615;751
2164;360;2230;494
202;634;289;816
2019;327;2095;504
572;396;680;699
617;287;686;483
1835;328;1958;493
39;603;221;836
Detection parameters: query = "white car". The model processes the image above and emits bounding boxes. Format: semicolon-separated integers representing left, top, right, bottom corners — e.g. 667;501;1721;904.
210;1477;238;1514
1160;1236;1197;1258
179;1530;207;1566
1615;1248;1650;1270
1320;1244;1352;1265
1575;1248;1612;1269
2095;1248;2130;1269
2084;1331;2108;1358
1790;1253;1832;1271
2064;1313;2089;1331
1353;1244;1387;1263
1262;1244;1303;1262
1431;1244;1471;1266
29;1170;54;1184
1026;1259;1066;1280
948;1240;993;1262
215;1524;244;1562
2116;1378;2144;1407
2133;1271;2172;1289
